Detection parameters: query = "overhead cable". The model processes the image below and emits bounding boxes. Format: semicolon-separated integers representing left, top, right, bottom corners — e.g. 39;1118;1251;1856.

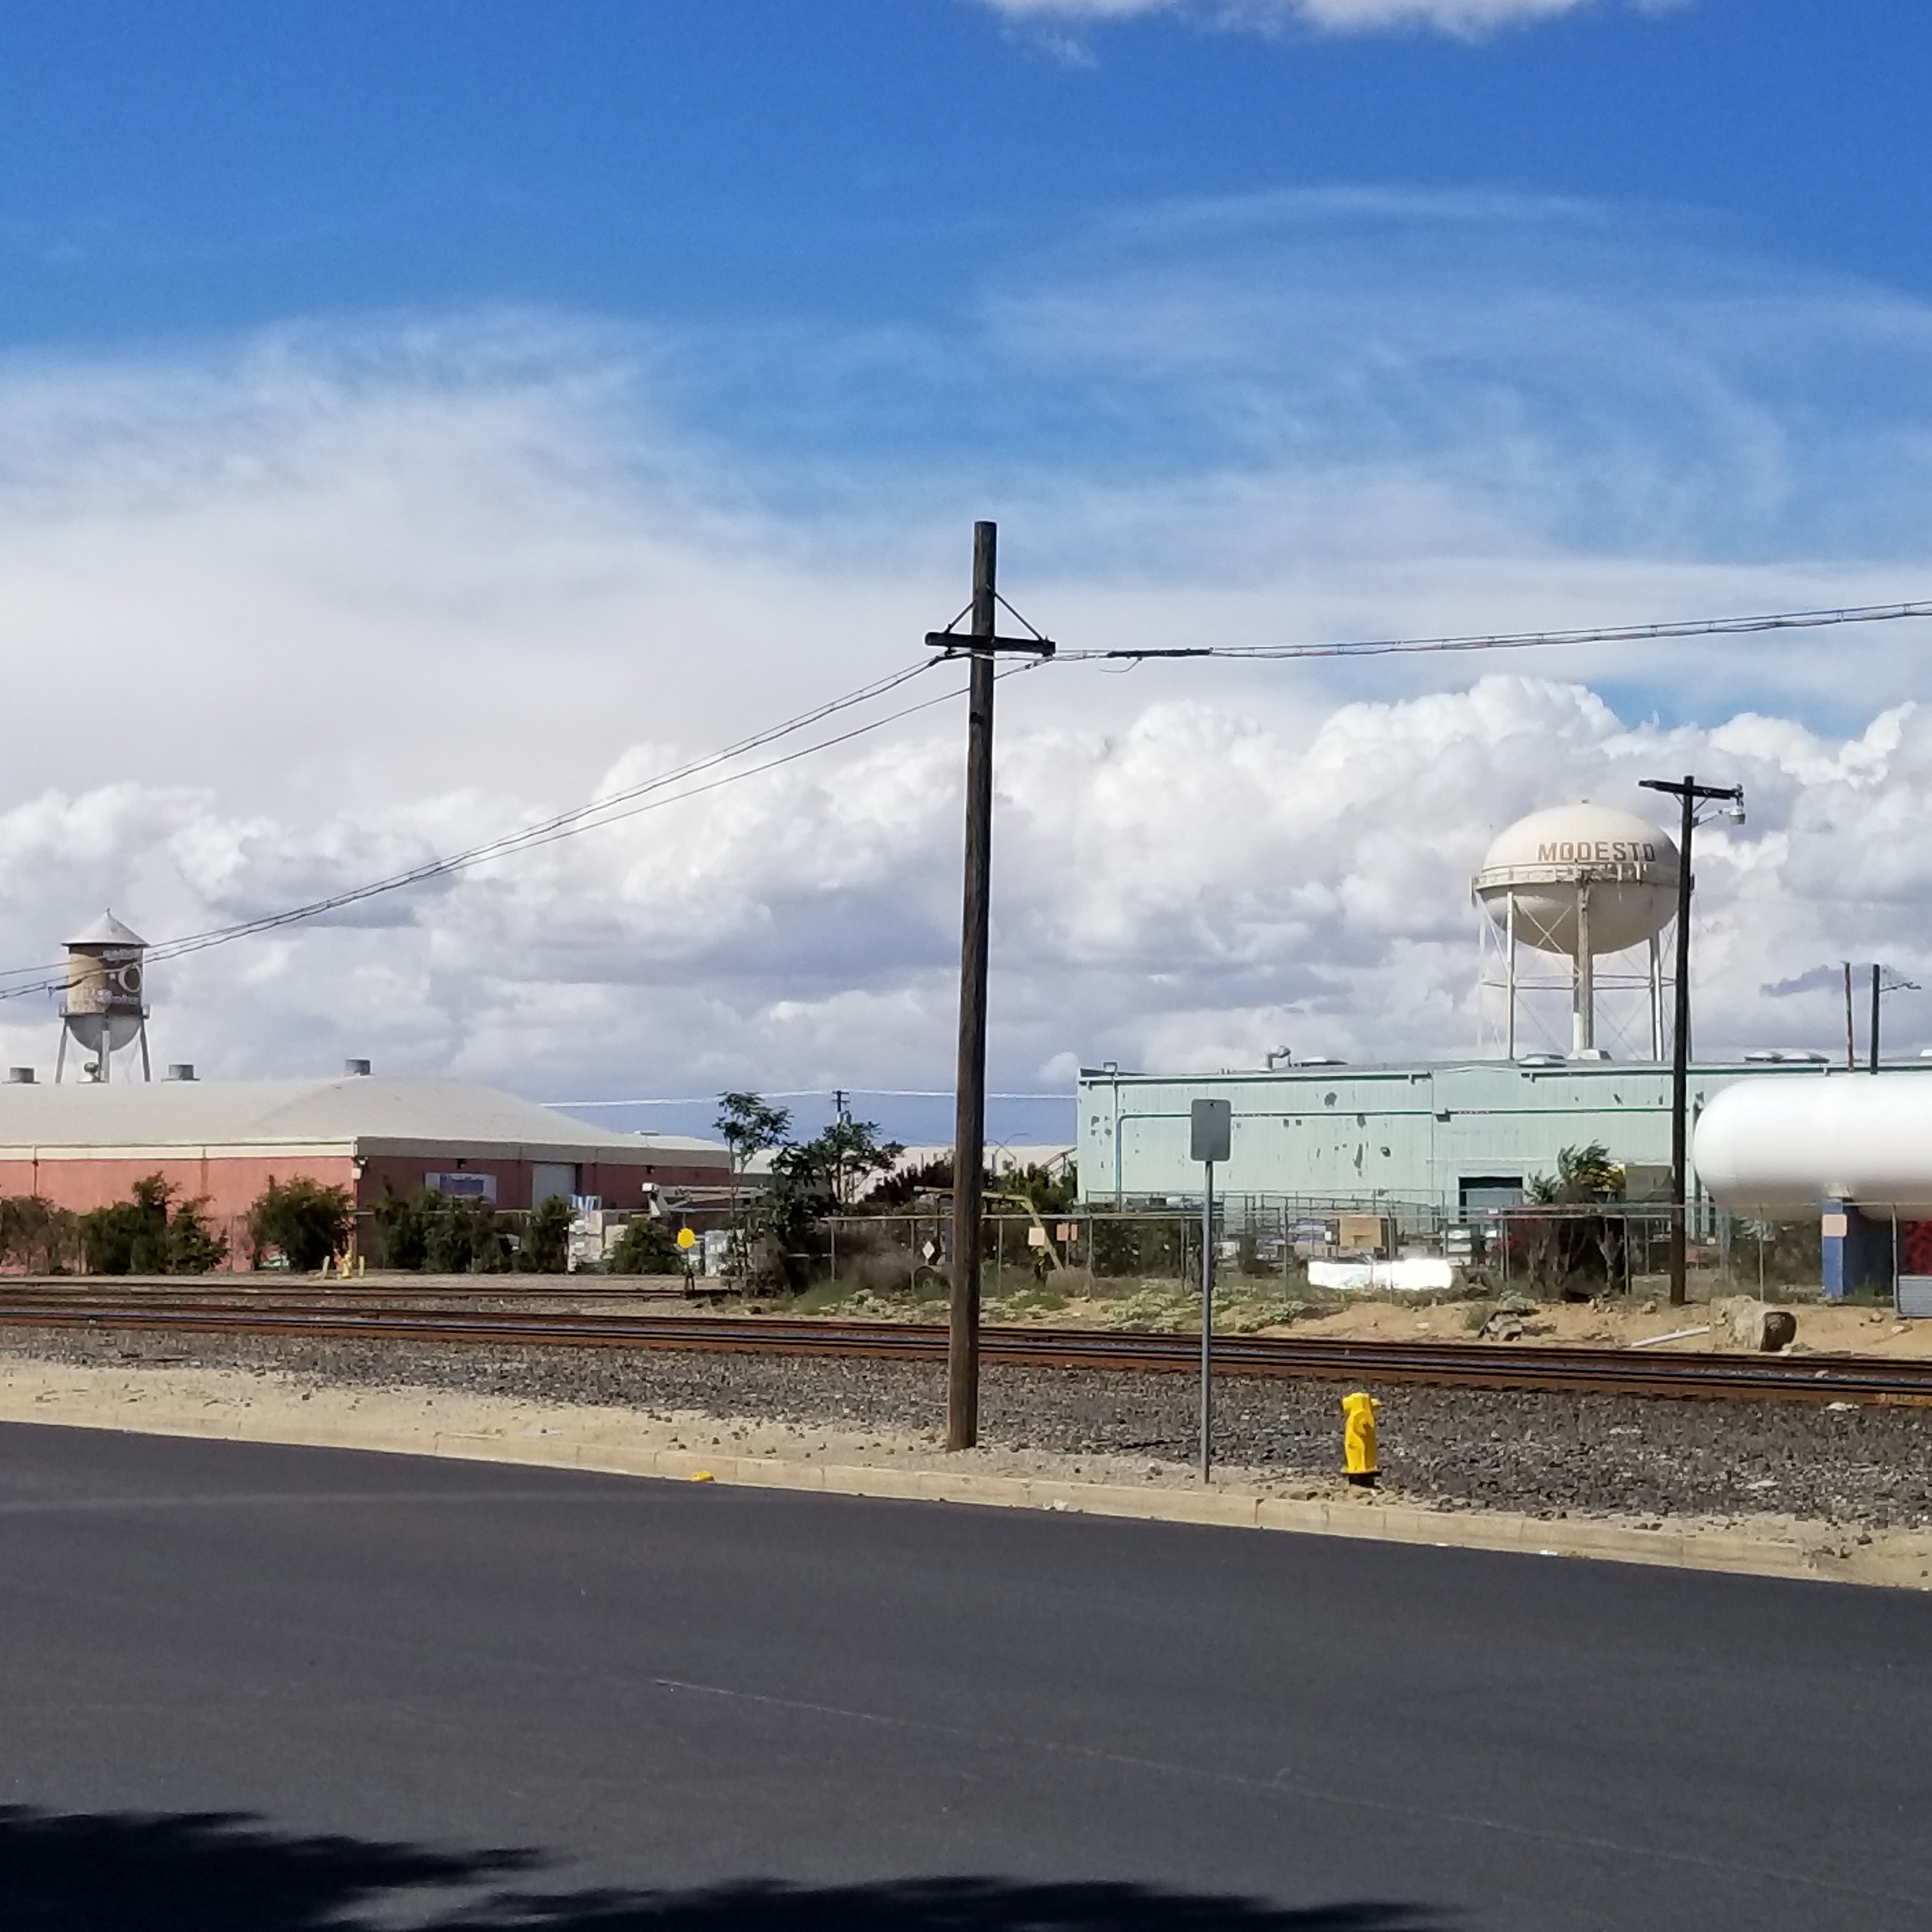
554;1089;1070;1107
1054;598;1932;664
0;658;958;1001
3;594;1923;996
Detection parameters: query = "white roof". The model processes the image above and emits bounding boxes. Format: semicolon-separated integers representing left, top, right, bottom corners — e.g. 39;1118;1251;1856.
742;1141;1073;1179
66;910;148;949
0;1074;730;1167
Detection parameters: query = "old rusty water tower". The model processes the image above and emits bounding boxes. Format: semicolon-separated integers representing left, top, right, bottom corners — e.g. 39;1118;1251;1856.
56;911;151;1083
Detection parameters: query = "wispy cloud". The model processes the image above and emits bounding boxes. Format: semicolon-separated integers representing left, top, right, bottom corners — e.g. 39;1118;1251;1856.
981;0;1632;42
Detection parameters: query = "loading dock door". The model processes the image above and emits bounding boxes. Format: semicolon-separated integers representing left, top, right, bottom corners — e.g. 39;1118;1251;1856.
530;1162;578;1206
1459;1176;1524;1213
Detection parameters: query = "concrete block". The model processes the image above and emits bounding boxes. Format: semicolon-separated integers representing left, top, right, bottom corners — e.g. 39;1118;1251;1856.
1716;1296;1800;1351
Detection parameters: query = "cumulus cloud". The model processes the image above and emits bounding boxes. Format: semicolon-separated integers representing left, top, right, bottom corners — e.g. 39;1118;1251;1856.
982;0;1624;40
4;677;1930;1114
1;189;1930;1127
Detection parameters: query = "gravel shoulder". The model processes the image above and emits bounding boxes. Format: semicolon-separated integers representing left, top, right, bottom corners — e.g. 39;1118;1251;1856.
4;1324;1929;1590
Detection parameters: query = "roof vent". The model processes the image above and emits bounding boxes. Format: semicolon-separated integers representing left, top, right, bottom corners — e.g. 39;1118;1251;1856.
344;1057;372;1077
6;1066;34;1084
165;1063;196;1082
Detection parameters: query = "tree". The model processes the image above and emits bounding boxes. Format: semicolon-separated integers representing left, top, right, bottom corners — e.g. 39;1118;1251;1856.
1006;1160;1078;1215
521;1195;574;1274
247;1177;353;1273
771;1118;904;1210
717;1091;791;1174
79;1176;227;1275
608;1215;685;1276
867;1154;955;1209
1518;1142;1626;1296
716;1091;791;1287
1531;1144;1624;1206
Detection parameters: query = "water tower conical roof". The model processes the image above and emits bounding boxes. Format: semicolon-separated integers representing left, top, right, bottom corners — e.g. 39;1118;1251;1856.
66;910;147;950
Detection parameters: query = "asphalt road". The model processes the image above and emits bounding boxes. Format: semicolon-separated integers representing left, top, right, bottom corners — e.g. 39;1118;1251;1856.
1;1422;1928;1932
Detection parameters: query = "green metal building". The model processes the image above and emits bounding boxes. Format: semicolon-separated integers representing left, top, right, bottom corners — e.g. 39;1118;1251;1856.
1073;1057;1916;1213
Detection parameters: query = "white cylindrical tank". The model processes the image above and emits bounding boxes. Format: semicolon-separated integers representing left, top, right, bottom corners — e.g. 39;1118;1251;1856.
1473;804;1679;956
1694;1073;1932;1219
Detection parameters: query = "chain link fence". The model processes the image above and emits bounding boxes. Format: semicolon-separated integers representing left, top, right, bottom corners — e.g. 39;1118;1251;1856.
798;1197;1828;1314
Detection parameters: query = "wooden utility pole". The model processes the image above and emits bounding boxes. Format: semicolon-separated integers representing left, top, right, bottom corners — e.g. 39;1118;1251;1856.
948;523;998;1450
1639;774;1744;1308
932;522;1054;1451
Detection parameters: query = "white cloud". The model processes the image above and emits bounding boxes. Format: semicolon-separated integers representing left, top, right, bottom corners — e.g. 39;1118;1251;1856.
5;677;1932;1109
1;190;1931;1120
982;0;1624;40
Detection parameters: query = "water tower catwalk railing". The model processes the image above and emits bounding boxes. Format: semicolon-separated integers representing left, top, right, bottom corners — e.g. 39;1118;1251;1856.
1476;864;1673;1061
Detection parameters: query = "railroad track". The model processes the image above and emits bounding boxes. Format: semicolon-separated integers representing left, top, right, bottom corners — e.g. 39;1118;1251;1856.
1;1293;1928;1404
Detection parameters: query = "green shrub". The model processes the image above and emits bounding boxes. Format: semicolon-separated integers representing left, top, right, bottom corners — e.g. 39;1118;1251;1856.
608;1215;686;1275
80;1175;229;1275
367;1186;510;1272
521;1195;573;1274
369;1186;434;1270
0;1195;79;1273
428;1197;512;1273
247;1177;353;1273
165;1195;229;1274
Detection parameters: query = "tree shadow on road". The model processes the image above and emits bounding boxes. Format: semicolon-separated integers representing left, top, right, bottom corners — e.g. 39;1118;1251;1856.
0;1805;1451;1931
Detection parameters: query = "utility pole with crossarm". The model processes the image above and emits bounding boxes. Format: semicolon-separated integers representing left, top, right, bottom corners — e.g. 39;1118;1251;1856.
928;523;1054;1450
1638;774;1745;1307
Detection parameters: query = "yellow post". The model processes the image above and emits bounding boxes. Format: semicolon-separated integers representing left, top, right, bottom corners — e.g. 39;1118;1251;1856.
1342;1391;1380;1489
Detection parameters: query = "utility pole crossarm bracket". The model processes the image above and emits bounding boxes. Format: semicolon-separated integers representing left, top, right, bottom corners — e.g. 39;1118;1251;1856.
925;632;1056;657
1639;778;1744;809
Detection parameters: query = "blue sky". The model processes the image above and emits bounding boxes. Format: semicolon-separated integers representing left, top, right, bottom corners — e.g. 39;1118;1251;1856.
4;0;1932;1127
4;1;1930;345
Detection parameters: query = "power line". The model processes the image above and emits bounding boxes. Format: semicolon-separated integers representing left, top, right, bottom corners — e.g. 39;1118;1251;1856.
553;1090;1071;1107
4;592;1919;1000
0;658;958;1002
1054;598;1932;664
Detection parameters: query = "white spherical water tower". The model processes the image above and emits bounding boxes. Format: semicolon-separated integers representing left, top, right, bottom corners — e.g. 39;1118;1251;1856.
1473;804;1679;1061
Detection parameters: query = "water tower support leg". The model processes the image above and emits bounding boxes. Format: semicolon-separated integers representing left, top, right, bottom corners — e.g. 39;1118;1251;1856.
1648;933;1664;1061
1505;893;1517;1061
1572;889;1594;1056
54;1029;66;1084
138;1022;151;1082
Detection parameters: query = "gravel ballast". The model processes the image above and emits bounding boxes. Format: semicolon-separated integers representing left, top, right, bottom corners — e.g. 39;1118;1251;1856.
5;1324;1930;1531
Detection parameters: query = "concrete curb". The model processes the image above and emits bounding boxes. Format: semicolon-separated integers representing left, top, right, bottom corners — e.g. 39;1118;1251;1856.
6;1379;1928;1590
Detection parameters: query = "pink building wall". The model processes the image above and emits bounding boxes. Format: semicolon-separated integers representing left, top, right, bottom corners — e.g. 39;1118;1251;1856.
0;1147;726;1269
0;1152;357;1224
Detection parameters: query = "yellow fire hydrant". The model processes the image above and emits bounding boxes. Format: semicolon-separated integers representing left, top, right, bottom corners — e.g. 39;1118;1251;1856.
1342;1391;1380;1489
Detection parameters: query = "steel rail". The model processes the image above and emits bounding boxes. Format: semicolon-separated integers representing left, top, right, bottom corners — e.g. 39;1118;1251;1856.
0;1282;696;1301
1;1300;1927;1404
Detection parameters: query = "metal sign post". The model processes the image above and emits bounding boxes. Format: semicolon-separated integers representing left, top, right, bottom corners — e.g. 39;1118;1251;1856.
1191;1098;1232;1483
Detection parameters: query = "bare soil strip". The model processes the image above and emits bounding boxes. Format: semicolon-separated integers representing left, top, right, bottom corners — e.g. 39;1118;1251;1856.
3;1354;1926;1591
